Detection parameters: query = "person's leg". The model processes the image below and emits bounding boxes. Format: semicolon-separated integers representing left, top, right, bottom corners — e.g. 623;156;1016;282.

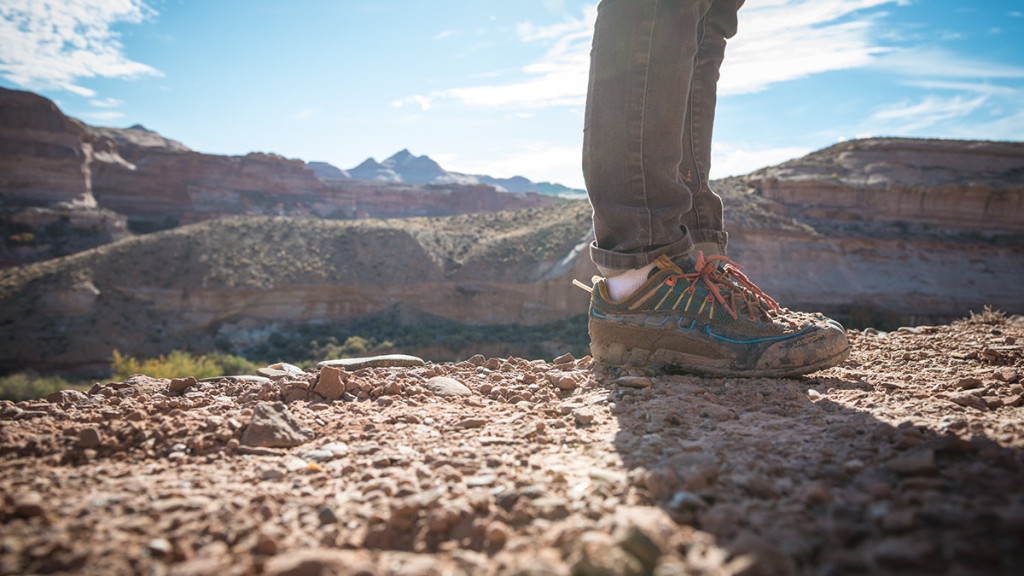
581;0;849;378
679;0;744;257
583;0;713;275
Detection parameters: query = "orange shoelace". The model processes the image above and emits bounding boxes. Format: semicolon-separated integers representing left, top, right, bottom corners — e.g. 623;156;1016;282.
659;252;781;322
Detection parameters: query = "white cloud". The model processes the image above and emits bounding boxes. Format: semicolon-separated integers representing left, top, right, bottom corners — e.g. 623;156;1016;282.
720;0;899;95
83;110;125;122
903;80;1016;96
711;144;812;178
872;46;1024;79
391;94;434;111
437;4;596;109
866;94;989;133
448;143;584;188
0;0;160;97
89;97;124;108
951;109;1024;141
431;0;907;108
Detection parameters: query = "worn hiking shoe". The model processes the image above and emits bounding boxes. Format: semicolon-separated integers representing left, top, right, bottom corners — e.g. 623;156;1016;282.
582;253;850;378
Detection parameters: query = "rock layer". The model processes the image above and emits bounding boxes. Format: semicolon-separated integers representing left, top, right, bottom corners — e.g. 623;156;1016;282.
746;137;1024;231
0;88;558;266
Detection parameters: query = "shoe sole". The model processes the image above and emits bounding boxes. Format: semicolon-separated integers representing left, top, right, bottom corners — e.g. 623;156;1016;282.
590;333;852;379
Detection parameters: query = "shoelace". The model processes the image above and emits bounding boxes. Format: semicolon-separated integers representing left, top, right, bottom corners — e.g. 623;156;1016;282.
658;252;781;322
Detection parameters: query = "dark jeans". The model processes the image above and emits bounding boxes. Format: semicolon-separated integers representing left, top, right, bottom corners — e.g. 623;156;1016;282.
583;0;744;273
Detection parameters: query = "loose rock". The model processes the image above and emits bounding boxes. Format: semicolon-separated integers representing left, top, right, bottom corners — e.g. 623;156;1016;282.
425;376;471;397
240;402;314;448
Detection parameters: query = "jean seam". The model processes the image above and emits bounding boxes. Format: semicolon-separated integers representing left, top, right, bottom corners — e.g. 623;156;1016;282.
688;16;708;235
638;0;660;255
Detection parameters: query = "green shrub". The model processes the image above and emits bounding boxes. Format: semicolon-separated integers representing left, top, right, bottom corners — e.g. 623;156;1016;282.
0;371;86;402
111;349;259;380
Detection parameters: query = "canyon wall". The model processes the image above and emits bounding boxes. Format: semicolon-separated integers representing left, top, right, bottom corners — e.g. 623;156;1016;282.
0;88;557;265
2;89;1023;376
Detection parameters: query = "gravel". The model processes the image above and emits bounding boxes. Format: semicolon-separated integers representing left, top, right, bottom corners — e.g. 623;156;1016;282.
2;319;1023;575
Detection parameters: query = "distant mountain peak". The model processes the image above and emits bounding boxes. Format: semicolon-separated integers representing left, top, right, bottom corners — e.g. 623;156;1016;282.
323;148;586;197
388;148;414;160
379;150;447;184
354;157;383;170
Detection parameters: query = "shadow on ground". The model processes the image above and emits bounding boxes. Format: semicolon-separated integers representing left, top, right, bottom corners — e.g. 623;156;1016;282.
609;371;1024;575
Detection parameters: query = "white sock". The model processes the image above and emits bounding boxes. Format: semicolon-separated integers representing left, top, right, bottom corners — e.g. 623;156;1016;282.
606;262;657;301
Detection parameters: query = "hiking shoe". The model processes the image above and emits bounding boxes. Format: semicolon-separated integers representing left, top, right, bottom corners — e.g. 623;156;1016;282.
583;253;850;378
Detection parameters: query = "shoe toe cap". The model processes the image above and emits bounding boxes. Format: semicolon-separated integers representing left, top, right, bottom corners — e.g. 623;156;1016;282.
756;322;850;374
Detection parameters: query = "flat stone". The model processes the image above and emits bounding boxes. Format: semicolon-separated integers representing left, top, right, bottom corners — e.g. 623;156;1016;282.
236;446;283;456
240;402;314;448
317;354;425;371
616;376;652;388
954;377;984;390
301;449;334;462
199;375;272;385
425;376;471;397
257;367;291;380
259;363;306;380
458;417;488;429
946;392;988;411
283;455;310;472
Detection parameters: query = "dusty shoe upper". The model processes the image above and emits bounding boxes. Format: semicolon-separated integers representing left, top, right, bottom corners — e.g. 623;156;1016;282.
586;253;850;378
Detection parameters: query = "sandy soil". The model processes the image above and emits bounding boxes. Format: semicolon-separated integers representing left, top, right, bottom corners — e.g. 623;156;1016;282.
2;315;1023;575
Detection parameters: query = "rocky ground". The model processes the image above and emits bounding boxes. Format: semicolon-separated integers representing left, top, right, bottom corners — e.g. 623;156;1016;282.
2;313;1024;576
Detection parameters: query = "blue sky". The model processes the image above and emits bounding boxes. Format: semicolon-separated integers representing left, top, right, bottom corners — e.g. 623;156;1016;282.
1;0;1022;189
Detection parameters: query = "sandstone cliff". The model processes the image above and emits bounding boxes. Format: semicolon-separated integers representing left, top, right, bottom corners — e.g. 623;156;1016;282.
0;88;131;265
2;88;1023;377
730;138;1024;325
0;89;559;265
747;138;1024;232
0;203;595;374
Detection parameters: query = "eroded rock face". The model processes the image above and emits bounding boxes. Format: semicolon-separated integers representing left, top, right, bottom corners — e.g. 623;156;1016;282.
2;93;1022;376
746;138;1024;232
1;88;559;264
731;138;1024;324
0;88;130;265
0;87;96;208
90;148;330;230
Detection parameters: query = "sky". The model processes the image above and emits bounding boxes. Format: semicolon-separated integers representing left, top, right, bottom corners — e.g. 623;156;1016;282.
1;0;1022;190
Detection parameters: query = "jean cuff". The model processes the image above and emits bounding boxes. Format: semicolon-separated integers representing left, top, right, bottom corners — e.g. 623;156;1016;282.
689;229;728;257
589;234;694;276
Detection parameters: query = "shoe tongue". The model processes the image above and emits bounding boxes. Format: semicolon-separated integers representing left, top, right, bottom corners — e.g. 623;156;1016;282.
650;254;690;277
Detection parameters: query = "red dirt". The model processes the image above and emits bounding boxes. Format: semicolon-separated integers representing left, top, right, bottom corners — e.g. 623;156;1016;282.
2;317;1023;575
